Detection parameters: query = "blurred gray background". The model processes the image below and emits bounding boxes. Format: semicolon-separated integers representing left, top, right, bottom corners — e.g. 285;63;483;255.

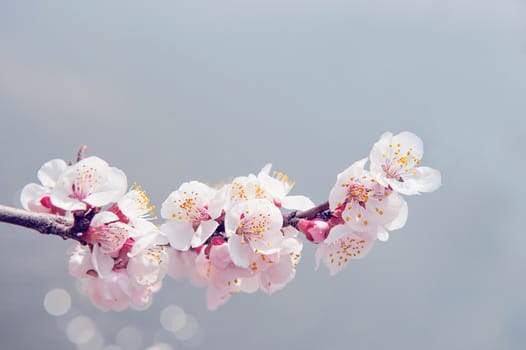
1;0;525;349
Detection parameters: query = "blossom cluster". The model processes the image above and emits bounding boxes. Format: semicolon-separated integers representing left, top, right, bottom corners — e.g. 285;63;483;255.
313;131;441;275
161;164;312;309
21;156;169;310
20;131;440;311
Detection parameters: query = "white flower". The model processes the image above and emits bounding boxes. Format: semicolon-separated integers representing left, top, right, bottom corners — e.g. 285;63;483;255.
315;228;376;276
86;211;132;255
67;226;168;311
127;245;169;287
114;183;156;225
20;158;68;214
195;243;253;310
369;131;441;195
329;158;408;237
51;156;127;211
227;164;314;211
245;236;303;295
160;181;225;250
224;199;284;268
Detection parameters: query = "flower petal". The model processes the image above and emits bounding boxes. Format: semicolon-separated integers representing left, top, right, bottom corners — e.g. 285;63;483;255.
37;159;68;188
161;221;195;251
228;234;251;268
281;195;315;211
325;224;350;244
259;258;294;294
20;183;47;212
191;220;219;248
92;244;114;278
384;195;408;231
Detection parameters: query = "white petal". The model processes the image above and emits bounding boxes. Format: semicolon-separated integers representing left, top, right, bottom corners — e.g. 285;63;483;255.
260;258;294;294
281;226;299;239
325;224;350;244
384;195;408;231
415;166;441;193
37;159;68;188
160;221;195;251
281;195;315;211
224;203;243;236
280;237;303;254
209;243;233;269
392;131;424;160
258;163;272;177
92;244;114;278
240;276;260;293
191;220;219;247
130;232;158;257
328;183;348;211
51;189;86;211
388;179;420;196
91;211;119;227
130;218;158;237
208;186;228;219
314;244;326;271
228;235;251;268
83;167;127;207
369;132;393;181
206;285;231;311
20;183;47;211
258;170;287;199
377;227;389;242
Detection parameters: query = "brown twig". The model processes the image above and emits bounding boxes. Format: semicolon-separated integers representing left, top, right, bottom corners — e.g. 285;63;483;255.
282;200;330;227
77;145;88;162
0;204;88;244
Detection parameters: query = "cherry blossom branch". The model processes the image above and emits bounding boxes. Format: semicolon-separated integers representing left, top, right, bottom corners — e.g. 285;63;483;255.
0;199;330;245
0;204;88;244
3;131;441;311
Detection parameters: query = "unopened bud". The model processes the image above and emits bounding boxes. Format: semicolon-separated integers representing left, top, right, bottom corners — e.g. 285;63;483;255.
297;218;330;244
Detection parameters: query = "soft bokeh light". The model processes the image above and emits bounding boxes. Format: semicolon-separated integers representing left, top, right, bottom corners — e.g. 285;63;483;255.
115;325;143;350
173;314;199;342
160;305;187;333
77;332;105;350
66;316;97;345
43;288;71;316
145;343;174;350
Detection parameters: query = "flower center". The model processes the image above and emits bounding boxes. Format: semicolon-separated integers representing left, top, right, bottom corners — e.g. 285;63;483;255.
191;206;211;230
347;183;370;208
70;165;99;200
236;213;269;242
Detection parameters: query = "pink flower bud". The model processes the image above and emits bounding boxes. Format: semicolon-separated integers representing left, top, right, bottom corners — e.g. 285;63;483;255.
297;218;330;244
40;195;66;216
210;236;226;246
